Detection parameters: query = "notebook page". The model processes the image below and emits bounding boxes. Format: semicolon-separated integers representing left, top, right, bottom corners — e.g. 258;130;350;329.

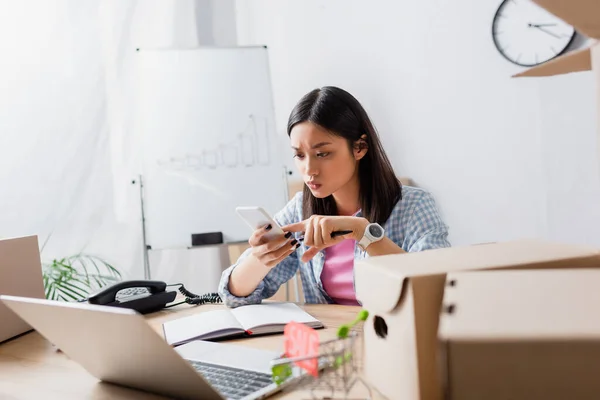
231;302;322;331
163;309;243;346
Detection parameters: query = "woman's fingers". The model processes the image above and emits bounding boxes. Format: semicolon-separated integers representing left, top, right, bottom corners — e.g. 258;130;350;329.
295;216;336;249
255;237;299;268
249;215;360;267
319;217;342;247
249;222;298;268
280;221;306;233
313;217;323;248
304;219;315;247
300;246;320;263
269;238;299;261
254;232;292;255
248;224;274;247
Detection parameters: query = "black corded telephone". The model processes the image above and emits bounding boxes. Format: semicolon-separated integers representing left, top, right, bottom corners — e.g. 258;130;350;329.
86;280;222;314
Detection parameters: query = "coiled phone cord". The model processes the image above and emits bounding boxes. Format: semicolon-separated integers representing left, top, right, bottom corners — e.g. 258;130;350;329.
165;283;223;307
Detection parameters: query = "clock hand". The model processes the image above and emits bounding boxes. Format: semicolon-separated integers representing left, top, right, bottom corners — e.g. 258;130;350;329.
529;23;557;28
531;25;561;39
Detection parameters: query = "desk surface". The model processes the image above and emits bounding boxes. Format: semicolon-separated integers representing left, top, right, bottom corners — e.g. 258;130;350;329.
0;302;379;400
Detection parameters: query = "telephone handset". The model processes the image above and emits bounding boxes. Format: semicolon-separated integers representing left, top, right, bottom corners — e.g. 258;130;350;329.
86;280;222;314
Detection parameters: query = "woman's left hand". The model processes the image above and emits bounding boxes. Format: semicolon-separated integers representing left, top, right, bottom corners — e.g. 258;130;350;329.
282;215;369;262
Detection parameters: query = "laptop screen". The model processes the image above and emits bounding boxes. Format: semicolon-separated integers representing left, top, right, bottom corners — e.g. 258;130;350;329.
0;235;45;343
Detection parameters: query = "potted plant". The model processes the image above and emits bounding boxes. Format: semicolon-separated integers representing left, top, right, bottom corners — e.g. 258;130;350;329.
42;253;121;301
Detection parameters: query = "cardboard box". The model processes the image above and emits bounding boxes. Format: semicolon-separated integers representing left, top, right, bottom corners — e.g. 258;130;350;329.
354;239;600;400
0;235;45;343
439;268;600;400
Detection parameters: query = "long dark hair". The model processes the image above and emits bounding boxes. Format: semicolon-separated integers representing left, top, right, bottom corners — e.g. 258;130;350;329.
287;86;402;224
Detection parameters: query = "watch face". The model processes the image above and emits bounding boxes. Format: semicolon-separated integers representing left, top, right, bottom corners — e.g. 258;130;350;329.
368;224;383;237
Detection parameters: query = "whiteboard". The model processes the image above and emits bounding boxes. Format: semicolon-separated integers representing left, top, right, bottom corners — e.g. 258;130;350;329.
134;47;287;249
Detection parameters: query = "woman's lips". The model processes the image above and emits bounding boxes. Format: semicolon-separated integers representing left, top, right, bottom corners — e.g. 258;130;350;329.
307;182;322;190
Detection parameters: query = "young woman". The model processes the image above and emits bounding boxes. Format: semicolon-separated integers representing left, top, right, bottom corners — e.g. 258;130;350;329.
218;86;450;307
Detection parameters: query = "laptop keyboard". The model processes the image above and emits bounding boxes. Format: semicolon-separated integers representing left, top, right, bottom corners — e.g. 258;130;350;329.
189;360;274;400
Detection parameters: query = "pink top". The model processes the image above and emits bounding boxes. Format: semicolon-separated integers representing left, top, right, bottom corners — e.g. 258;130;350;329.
321;239;360;306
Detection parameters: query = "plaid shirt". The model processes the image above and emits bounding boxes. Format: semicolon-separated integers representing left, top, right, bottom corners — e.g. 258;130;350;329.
218;185;450;307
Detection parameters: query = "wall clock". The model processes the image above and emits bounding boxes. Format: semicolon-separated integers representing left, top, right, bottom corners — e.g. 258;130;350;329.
492;0;576;67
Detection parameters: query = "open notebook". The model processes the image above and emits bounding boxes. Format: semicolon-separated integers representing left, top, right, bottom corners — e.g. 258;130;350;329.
163;302;324;346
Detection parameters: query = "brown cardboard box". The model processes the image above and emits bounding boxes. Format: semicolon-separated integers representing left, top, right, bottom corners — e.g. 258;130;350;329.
439;268;600;400
354;239;600;400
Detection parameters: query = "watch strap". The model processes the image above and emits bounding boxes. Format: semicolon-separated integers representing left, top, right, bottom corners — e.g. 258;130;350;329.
358;223;384;250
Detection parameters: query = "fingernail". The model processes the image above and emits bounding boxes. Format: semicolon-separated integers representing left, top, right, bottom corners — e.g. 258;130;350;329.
284;232;292;238
298;236;304;242
290;239;298;246
265;224;272;230
295;243;301;249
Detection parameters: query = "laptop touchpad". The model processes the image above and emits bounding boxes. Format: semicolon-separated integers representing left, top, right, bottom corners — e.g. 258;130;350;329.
175;341;281;374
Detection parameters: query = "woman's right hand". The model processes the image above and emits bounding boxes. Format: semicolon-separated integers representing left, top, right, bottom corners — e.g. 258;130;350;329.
249;224;300;268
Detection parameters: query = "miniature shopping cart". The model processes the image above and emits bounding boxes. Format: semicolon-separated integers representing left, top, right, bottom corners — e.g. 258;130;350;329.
270;310;373;400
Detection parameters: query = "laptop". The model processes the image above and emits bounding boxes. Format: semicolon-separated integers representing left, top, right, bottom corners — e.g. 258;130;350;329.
0;235;46;343
0;294;294;400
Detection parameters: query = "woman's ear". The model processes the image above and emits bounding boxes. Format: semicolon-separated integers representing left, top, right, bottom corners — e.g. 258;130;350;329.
353;134;369;160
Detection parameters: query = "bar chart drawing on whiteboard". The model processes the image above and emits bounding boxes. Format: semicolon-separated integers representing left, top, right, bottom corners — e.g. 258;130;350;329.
156;114;271;171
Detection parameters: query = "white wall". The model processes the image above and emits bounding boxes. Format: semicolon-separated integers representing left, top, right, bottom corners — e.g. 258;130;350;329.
210;0;237;46
0;0;228;280
235;0;600;246
0;1;142;274
193;0;237;45
538;75;600;247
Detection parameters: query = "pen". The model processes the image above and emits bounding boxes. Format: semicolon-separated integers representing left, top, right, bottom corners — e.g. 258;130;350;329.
295;230;353;241
330;230;353;238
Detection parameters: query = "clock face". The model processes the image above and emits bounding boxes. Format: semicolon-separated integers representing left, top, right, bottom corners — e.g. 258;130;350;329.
492;0;576;67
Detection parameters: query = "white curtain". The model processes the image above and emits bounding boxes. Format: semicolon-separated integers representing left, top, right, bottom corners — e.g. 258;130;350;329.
0;0;208;279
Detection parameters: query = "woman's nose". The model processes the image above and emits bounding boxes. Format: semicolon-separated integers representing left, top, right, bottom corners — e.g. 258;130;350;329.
304;157;318;176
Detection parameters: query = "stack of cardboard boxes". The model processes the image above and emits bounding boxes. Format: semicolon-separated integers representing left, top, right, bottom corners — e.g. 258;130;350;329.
355;240;600;399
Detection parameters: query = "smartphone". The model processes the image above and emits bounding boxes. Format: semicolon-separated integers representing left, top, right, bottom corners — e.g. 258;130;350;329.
235;206;285;239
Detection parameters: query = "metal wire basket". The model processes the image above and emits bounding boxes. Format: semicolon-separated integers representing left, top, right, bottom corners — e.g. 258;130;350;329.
270;310;373;400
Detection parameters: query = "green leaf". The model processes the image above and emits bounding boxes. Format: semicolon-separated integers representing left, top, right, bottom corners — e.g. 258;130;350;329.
47;283;58;301
55;281;88;301
84;256;102;276
91;275;104;288
46;282;55;301
41;252;123;302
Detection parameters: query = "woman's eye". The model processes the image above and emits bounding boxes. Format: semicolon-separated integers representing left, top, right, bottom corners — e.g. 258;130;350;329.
316;152;330;158
293;153;304;159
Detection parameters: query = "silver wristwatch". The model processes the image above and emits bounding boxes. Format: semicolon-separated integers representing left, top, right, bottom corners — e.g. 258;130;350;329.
358;223;385;250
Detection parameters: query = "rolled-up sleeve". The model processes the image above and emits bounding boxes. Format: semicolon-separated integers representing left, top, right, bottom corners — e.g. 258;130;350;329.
218;193;302;308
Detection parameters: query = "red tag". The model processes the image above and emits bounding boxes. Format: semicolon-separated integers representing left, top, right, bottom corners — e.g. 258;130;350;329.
284;322;320;376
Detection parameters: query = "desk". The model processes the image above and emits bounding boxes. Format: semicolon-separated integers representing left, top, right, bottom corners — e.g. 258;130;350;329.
0;303;379;400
